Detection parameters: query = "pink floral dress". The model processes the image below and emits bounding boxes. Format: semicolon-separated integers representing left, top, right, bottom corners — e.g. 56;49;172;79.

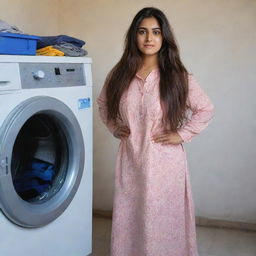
97;69;214;256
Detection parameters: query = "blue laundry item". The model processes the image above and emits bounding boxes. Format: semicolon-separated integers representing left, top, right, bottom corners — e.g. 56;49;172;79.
37;35;85;49
13;159;55;199
29;162;55;181
14;178;50;194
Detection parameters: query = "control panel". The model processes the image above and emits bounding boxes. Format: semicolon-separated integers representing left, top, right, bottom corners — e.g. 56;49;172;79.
19;63;86;89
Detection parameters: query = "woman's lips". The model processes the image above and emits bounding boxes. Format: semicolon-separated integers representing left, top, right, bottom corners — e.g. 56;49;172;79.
144;44;154;48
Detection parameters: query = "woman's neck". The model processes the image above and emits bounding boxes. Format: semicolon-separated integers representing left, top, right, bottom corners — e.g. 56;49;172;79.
141;54;158;70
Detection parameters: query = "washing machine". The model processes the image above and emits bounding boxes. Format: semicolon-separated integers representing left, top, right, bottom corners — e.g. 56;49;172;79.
0;55;92;256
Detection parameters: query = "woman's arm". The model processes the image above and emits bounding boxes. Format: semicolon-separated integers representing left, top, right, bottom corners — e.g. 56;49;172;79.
97;79;130;139
97;82;119;134
177;74;214;143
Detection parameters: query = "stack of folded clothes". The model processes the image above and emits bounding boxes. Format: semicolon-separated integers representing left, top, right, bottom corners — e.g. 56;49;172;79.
36;46;64;56
0;19;88;57
36;35;88;57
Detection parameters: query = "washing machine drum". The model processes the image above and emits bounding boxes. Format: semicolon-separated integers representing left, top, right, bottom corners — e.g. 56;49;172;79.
0;96;85;228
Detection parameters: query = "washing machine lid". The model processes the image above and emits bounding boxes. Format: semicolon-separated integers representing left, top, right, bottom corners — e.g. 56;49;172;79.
0;96;85;228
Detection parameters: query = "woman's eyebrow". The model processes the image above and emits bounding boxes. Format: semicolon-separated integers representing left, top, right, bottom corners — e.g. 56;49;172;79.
138;27;161;30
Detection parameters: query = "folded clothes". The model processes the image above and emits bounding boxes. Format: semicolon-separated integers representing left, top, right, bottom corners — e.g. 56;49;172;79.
36;46;64;56
37;35;85;49
0;19;23;34
53;42;87;57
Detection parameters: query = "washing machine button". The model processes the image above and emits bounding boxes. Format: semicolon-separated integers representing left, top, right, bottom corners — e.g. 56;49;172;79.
33;70;45;80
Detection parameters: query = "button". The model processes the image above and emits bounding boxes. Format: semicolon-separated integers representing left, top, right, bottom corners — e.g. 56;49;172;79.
33;70;45;80
55;67;61;75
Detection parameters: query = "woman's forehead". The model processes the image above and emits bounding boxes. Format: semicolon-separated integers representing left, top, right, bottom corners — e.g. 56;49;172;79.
138;17;161;28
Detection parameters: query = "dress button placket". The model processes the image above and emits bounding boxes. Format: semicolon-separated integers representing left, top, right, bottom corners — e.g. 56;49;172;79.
139;80;145;119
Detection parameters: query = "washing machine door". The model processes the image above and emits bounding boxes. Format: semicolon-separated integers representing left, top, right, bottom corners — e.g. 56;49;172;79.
0;96;85;227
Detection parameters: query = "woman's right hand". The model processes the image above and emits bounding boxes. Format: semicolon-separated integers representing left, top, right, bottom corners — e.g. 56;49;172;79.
113;126;130;139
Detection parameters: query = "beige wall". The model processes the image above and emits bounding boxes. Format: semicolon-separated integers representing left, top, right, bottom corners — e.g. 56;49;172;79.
1;0;256;223
58;0;256;223
0;0;59;35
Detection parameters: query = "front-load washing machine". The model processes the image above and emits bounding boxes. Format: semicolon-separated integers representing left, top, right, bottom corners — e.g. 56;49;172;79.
0;55;92;256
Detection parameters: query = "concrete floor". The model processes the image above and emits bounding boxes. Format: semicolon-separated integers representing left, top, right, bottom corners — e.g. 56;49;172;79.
91;217;256;256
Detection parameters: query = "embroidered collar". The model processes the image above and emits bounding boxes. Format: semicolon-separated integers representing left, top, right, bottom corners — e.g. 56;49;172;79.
135;68;159;82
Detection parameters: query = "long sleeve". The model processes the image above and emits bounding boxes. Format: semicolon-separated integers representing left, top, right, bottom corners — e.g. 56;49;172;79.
96;82;118;134
177;74;214;143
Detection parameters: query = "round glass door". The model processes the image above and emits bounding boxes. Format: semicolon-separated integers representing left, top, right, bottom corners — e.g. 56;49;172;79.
0;96;85;227
11;114;68;203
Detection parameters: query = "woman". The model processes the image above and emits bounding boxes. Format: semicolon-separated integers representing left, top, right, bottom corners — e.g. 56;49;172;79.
97;7;214;256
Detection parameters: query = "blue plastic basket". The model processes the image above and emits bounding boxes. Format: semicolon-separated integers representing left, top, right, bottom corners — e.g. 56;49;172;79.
0;32;40;55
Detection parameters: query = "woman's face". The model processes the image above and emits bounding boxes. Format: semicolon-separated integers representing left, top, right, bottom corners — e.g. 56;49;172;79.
136;17;163;57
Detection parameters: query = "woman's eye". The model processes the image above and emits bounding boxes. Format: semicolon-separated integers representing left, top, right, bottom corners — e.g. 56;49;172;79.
153;30;161;35
138;30;146;35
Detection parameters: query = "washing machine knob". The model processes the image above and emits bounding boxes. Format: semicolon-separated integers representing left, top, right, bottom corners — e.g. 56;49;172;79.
33;70;45;80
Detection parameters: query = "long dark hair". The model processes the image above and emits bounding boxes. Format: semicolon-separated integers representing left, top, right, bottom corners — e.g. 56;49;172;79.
105;7;189;131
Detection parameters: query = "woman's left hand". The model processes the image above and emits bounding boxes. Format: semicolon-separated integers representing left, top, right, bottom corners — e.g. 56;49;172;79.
151;131;183;145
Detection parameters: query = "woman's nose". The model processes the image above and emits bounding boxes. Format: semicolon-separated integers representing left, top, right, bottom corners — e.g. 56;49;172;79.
146;33;153;41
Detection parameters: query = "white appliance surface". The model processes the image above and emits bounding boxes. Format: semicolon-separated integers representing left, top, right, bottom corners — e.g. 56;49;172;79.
0;56;93;256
